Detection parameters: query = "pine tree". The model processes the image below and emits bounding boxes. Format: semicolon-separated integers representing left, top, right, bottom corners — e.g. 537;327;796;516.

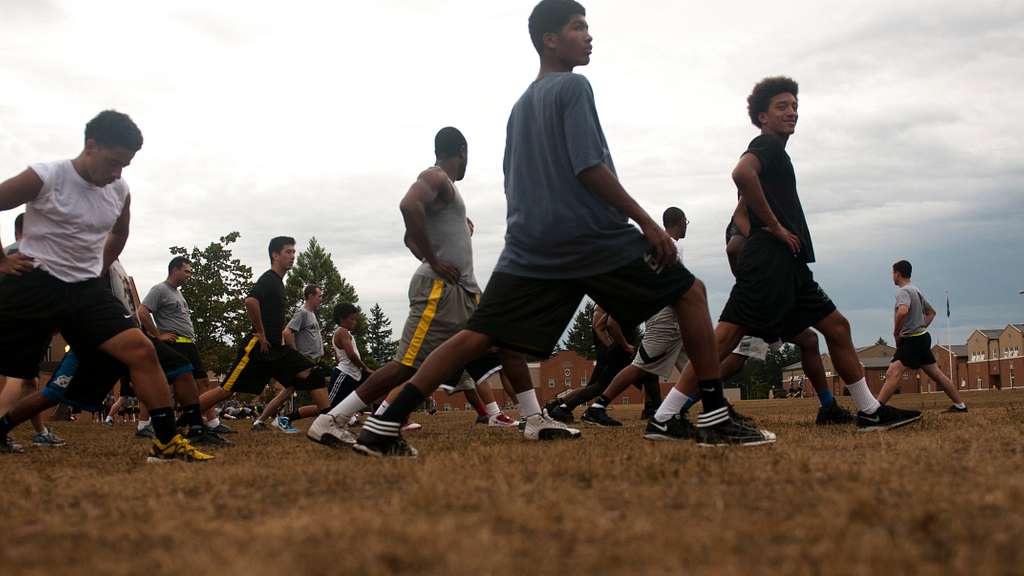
560;300;597;360
364;303;398;368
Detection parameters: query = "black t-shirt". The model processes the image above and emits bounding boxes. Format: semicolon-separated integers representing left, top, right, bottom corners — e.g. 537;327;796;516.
742;134;815;263
250;269;286;347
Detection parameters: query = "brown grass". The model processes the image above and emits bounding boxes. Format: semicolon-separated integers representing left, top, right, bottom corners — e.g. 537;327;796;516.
2;390;1023;576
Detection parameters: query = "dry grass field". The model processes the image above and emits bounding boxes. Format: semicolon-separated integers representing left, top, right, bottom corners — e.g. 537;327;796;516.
2;389;1023;576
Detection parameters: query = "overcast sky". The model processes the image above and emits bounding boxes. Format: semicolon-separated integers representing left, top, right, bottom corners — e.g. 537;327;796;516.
1;0;1022;350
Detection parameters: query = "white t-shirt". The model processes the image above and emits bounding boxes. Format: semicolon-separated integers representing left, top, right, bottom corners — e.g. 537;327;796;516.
19;160;130;283
333;328;363;380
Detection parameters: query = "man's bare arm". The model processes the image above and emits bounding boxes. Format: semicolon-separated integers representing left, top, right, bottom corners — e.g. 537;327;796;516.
731;154;800;254
282;327;297;350
577;164;675;268
399;169;458;283
334;328;371;373
245;297;270;351
137;304;174;341
0;169;43;273
606;316;635;354
102;195;131;272
894;304;910;342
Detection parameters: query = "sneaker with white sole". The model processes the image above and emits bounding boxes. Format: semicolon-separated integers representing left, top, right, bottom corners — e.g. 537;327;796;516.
857;404;922;432
522;413;581;441
306;414;357;447
146;434;215;463
402;421;422;432
273;415;300;434
487;413;518;428
250;420;269;432
352;417;418;458
695;406;776;447
32;427;66;447
1;435;25;454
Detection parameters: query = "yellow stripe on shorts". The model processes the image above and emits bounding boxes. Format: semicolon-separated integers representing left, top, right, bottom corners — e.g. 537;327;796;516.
223;336;259;392
401;280;445;367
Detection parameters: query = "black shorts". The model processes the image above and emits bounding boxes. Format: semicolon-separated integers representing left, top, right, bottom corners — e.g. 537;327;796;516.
221;336;317;395
892;332;936;370
42;339;193;413
467;257;695;358
439;352;504;393
328;370;365;408
0;269;137;379
165;341;207;379
719;231;836;342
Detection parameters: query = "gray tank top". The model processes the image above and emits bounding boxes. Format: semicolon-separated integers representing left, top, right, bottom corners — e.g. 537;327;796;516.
414;174;480;293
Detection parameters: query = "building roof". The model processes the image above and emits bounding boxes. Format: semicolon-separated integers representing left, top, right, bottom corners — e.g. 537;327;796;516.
935;344;968;357
861;357;892;369
975;329;1004;339
782;361;802;371
1011;324;1024;333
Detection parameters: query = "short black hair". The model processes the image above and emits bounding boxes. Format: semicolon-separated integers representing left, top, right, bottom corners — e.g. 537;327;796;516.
746;76;799;128
304;284;321;300
268;236;296;262
85;110;143;151
332;303;358;325
14;213;24;236
663;207;686;228
893;260;912;279
529;0;586;55
434;127;466;160
168;256;191;274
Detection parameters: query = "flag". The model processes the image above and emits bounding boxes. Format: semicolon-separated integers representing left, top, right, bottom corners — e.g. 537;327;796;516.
946;295;951;318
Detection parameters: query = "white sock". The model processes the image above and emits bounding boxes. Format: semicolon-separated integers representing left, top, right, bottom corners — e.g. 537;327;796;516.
484;401;500;417
104;415;113;423
654;388;689;423
374;400;389;417
517;390;541;418
846;378;881;414
329;392;368;420
137;419;151;431
206;417;220;429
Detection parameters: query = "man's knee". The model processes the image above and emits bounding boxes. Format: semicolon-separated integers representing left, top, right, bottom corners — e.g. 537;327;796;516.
792;329;820;350
819;311;851;339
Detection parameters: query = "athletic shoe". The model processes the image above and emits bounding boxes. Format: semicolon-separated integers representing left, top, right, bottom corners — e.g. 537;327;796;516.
184;426;235;447
522;413;581;441
582;406;623;427
475;414;489;425
697;418;777;447
273;416;300;434
856;404;922;432
640;408;657;420
487;413;518;428
32;428;66;447
250;420;269;432
944;405;968;414
102;418;114;428
402;421;422;432
643;414;696;441
134;424;155;439
306;414;357;447
816;399;855;425
353;422;418;458
517;417;527;431
543;401;575;424
347;415;362;428
210;423;237;435
146;435;215;463
1;435;25;454
726;402;755;426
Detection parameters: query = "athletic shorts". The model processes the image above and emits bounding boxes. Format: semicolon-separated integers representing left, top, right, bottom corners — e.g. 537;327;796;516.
395;275;480;369
632;307;687;379
467;256;695;358
0;268;137;379
719;231;836;342
165;341;207;379
221;336;317;395
892;332;936;370
42;339;193;413
328;370;365;408
439;352;503;394
732;336;772;362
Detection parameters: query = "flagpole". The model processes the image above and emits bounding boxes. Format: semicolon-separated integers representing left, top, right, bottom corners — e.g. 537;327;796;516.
946;292;954;393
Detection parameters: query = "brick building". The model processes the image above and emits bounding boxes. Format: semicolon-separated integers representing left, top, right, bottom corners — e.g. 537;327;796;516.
967;329;1005;390
921;344;968;391
781;343;896;397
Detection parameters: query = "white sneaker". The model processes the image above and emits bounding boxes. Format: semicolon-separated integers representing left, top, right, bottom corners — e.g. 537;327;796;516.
487;413;519;428
401;421;422;432
522;413;581;441
306;414;356;447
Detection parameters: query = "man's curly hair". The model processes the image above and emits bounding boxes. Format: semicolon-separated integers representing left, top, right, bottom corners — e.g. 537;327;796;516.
746;76;799;128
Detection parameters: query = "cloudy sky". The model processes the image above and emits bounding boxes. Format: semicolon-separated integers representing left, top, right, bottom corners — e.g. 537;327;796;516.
1;0;1022;350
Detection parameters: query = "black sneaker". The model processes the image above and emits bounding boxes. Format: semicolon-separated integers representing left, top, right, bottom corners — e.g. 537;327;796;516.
185;426;235;447
352;429;418;458
943;405;968;414
582;406;622;427
544;402;575;424
134;424;155;438
726;402;755;426
210;423;237;435
1;435;25;454
643;414;697;441
696;418;777;447
856;404;922;432
816;399;855;425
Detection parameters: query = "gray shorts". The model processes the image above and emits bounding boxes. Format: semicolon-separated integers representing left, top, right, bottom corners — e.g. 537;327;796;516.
632;335;688;380
395;275;479;370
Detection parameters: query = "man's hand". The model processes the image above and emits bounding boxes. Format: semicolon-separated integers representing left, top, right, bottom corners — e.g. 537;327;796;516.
158;332;178;343
624;344;636;356
257;333;270;353
0;252;34;276
429;259;460;284
640;221;677;270
767;223;801;255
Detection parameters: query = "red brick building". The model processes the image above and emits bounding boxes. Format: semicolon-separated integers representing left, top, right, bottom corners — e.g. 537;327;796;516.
921;344;968;391
967;329;1005;390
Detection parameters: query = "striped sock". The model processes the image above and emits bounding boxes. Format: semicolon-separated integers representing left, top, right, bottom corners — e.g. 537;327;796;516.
363;416;401;438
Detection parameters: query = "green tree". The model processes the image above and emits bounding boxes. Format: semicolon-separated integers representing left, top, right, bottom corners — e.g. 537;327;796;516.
169;232;253;376
560;300;597;360
364;303;398;368
284;237;368;365
875;336;888;346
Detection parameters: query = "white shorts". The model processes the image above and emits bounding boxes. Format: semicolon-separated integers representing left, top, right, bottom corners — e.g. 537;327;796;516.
732;336;778;361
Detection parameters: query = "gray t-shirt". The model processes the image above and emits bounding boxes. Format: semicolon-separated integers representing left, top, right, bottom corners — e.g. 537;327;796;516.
497;73;649;278
287;307;324;360
895;284;931;336
414;178;480;294
142;281;196;339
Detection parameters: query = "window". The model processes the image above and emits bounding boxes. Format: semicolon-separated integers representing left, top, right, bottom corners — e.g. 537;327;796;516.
622;397;630;405
580;376;588;387
443;403;452;412
1011;366;1016;388
564;377;571;387
547;378;555;388
977;377;982;389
